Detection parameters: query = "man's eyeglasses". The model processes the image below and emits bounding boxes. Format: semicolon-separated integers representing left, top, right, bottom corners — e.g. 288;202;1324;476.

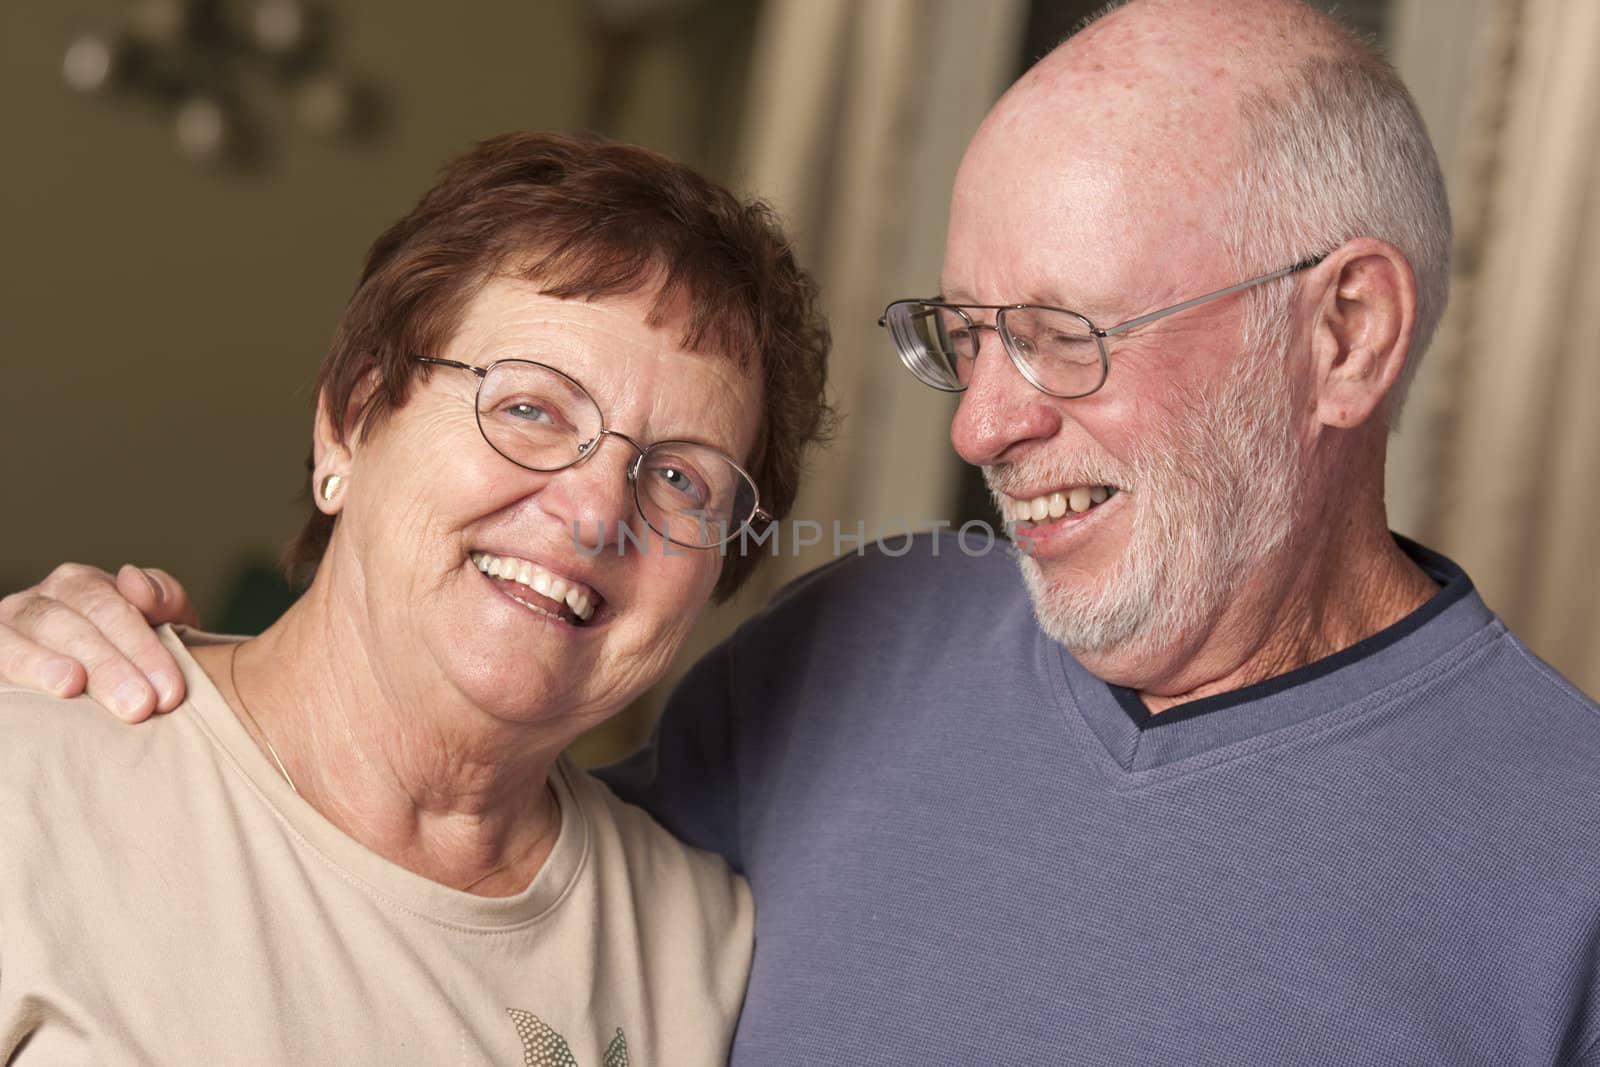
416;357;769;549
878;255;1326;399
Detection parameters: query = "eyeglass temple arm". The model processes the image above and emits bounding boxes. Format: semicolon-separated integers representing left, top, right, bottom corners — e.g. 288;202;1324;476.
415;356;488;378
1097;253;1328;338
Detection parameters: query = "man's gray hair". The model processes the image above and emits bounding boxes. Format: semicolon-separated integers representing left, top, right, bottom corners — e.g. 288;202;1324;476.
1227;50;1452;425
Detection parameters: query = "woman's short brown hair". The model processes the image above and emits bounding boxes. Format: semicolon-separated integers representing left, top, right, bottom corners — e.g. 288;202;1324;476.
286;131;833;600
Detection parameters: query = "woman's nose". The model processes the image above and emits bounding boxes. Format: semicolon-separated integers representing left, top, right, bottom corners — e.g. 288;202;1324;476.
536;435;644;550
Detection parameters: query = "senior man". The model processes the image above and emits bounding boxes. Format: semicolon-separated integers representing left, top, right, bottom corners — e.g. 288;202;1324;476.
4;0;1599;1064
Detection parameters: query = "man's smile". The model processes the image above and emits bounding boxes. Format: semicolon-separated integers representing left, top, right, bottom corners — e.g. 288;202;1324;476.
999;485;1120;524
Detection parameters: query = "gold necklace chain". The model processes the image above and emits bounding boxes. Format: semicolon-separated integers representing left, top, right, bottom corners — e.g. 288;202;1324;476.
228;643;300;796
458;860;513;893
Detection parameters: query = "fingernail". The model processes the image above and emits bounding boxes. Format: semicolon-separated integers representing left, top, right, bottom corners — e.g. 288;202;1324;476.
152;670;182;707
141;568;165;604
113;679;151;718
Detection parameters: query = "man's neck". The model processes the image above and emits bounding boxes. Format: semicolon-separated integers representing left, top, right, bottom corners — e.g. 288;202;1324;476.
1135;520;1440;715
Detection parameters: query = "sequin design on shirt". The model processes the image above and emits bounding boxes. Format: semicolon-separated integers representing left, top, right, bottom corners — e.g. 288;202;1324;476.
507;1008;630;1066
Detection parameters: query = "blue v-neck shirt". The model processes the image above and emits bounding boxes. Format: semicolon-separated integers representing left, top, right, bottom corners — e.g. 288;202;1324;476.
606;535;1600;1066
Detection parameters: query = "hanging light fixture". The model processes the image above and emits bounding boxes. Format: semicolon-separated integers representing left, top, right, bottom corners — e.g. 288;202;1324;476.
61;0;385;171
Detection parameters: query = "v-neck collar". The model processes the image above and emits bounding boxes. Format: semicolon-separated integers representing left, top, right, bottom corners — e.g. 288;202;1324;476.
1050;537;1500;778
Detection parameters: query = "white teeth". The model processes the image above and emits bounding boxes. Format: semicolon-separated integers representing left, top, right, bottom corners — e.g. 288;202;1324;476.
467;552;598;622
1007;486;1116;524
506;591;561;621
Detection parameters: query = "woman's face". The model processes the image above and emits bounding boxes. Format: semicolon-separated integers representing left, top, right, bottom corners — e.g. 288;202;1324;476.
321;276;762;734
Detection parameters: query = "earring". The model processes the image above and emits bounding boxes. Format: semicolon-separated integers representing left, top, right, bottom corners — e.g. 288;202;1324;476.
319;473;344;502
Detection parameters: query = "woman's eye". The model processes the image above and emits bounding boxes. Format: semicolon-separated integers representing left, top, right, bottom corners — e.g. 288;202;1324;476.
654;465;707;505
501;400;558;425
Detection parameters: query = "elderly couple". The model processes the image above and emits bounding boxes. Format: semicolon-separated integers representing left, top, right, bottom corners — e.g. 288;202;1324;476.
3;0;1597;1064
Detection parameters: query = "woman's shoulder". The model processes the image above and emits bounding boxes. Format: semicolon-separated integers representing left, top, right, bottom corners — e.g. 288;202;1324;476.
556;757;753;1014
0;684;205;810
0;685;141;760
562;758;744;874
558;757;752;915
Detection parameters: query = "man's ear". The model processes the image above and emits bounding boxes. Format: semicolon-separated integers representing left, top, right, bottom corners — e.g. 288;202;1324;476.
1306;238;1417;430
310;372;379;516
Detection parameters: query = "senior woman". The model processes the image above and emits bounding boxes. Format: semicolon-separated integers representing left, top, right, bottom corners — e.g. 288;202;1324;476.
0;131;830;1064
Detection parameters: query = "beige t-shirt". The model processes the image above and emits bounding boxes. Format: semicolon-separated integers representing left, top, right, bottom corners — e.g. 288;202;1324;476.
0;627;752;1065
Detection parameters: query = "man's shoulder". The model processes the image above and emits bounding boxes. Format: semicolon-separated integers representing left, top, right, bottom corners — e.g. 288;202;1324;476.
1398;623;1600;841
693;532;1043;718
762;530;1026;619
1467;627;1600;763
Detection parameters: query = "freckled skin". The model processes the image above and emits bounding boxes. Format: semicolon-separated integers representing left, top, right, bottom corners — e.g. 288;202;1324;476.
943;0;1437;708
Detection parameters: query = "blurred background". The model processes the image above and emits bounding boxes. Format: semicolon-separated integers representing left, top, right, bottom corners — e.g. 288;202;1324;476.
2;0;1596;761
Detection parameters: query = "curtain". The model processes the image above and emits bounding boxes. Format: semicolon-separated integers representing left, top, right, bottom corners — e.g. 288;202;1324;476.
730;0;1029;597
574;0;1028;762
1399;0;1600;697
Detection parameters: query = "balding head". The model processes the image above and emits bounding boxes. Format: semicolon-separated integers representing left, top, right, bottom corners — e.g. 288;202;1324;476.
950;0;1448;416
998;0;1354;157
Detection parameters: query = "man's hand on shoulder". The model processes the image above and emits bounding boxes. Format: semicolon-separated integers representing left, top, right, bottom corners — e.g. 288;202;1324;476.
0;563;198;721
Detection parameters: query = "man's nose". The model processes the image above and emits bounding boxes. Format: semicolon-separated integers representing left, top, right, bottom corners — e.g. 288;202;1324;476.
948;328;1063;467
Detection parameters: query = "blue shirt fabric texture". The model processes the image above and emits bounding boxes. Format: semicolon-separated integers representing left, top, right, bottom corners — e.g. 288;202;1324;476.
604;534;1600;1066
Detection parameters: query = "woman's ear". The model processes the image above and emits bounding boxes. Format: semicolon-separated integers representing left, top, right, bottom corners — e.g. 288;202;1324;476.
310;372;378;516
1305;238;1418;430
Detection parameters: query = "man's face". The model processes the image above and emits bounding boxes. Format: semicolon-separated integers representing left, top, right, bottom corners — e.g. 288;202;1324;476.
941;122;1311;681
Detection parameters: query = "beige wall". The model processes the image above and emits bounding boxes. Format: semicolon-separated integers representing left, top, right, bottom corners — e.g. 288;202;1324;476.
0;0;745;615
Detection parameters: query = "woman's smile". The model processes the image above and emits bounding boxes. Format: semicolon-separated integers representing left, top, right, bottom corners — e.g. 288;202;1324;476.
469;549;601;626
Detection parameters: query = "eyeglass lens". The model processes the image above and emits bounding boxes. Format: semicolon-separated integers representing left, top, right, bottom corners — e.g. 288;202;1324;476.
474;360;757;547
885;302;1107;398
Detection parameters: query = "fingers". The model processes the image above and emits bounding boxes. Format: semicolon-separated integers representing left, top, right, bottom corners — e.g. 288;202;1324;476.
115;564;200;628
0;623;88;699
0;563;184;720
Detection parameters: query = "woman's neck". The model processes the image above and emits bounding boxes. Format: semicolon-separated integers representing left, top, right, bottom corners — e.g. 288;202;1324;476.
190;580;569;897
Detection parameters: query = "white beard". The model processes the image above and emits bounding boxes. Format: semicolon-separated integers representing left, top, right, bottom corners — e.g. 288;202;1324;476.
990;332;1305;663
